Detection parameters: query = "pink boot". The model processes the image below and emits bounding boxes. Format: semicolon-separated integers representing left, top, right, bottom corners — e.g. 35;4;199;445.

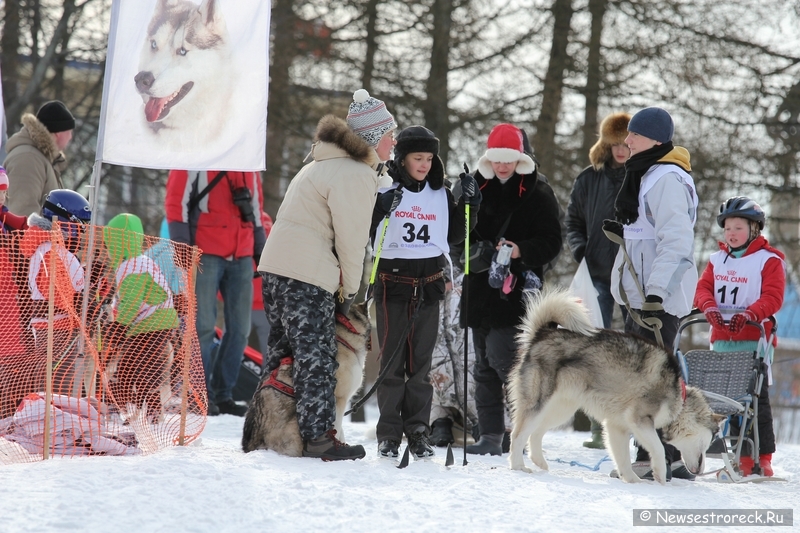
738;456;754;476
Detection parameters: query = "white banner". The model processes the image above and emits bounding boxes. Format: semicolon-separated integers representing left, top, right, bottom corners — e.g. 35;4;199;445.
97;0;270;171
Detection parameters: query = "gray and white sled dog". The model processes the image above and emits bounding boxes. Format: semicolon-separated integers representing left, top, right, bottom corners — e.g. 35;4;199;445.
241;302;372;457
507;288;719;484
134;0;234;149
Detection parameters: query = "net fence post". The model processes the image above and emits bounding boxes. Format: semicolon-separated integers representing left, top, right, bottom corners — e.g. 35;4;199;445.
178;246;199;445
43;216;60;460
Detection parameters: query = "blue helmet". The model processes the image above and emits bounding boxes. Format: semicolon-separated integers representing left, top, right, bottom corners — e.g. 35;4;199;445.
42;189;92;224
717;196;765;230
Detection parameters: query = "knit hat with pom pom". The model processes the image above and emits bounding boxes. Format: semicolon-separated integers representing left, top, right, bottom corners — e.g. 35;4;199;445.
346;89;397;147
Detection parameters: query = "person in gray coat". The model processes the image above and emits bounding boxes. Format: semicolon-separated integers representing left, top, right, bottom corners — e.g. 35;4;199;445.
605;106;699;481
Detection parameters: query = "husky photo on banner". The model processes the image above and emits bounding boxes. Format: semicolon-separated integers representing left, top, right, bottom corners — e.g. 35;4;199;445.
98;0;270;171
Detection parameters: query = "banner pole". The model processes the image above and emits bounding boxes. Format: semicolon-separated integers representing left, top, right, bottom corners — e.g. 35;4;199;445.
179;246;200;445
43;216;59;460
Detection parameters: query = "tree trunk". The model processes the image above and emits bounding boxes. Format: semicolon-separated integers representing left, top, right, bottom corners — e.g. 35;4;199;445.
533;0;574;179
580;0;608;164
2;0;22;132
423;0;453;168
263;0;296;217
5;0;78;124
360;0;380;92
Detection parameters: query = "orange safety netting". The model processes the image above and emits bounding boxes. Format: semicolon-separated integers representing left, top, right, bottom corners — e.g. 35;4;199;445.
0;220;207;464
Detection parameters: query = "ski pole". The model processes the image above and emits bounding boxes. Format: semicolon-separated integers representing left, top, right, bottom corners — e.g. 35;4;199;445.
369;186;403;288
462;163;471;466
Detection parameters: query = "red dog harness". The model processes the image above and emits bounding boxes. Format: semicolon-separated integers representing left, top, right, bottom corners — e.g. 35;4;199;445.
258;313;369;399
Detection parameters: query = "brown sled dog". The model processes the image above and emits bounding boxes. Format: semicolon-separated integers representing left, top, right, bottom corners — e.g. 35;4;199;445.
241;301;371;456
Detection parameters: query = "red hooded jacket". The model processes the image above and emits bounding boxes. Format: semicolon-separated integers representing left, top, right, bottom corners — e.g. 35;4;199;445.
165;170;266;260
694;236;784;345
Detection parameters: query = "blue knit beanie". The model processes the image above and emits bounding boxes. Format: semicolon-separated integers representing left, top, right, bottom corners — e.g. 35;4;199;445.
627;107;674;144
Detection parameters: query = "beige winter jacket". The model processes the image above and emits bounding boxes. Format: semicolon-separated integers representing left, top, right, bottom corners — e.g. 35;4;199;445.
258;115;389;297
3;114;66;217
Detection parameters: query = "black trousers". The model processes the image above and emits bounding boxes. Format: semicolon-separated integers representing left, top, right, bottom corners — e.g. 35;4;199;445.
625;311;682;464
375;296;439;442
472;326;517;436
731;377;775;456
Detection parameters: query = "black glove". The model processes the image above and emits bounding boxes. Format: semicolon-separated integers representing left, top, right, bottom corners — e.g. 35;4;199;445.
335;295;355;317
377;189;403;216
640;294;665;320
602;219;624;239
459;170;482;207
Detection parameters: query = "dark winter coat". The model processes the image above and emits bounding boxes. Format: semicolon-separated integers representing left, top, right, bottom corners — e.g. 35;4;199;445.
463;171;562;329
565;164;626;284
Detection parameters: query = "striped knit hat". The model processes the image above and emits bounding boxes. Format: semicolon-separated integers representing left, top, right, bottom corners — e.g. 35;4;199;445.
0;167;8;191
346;89;396;147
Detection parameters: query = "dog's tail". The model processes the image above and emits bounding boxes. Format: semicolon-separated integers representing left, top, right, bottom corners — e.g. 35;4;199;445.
517;287;596;354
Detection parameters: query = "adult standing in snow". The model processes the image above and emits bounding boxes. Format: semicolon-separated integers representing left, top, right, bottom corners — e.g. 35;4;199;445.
258;90;396;461
604;106;699;481
371;125;478;460
165;169;267;417
3;101;75;217
463;123;563;456
565;111;631;449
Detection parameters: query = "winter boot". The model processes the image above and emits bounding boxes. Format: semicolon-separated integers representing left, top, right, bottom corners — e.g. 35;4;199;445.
610;460;672;482
378;440;400;458
670;460;696;481
302;429;366;461
583;419;605;449
759;454;774;477
408;430;435;459
738;455;754;476
466;433;503;456
430;418;455;447
216;398;247;417
502;430;511;454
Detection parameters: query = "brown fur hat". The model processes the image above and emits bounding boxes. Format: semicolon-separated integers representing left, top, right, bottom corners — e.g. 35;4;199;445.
589;112;631;170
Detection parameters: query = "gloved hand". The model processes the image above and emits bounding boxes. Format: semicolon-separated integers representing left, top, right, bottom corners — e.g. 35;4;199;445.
729;310;756;334
602;219;624;239
640;294;665;320
459;167;482;207
703;307;726;329
335;295;355;317
377;188;403;216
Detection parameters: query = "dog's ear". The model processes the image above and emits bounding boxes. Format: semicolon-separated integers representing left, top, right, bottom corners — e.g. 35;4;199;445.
197;0;223;29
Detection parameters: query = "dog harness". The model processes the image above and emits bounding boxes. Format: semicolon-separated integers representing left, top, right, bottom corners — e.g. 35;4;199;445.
680;377;687;403
258;313;369;399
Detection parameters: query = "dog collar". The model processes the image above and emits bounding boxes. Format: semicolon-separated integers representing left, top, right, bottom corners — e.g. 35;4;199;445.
680;377;687;403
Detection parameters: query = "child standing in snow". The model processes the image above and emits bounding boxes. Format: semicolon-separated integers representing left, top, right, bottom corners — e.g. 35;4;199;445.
694;196;783;477
371;125;479;460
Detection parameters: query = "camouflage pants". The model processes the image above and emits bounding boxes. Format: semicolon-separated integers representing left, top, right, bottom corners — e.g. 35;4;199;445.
261;273;337;442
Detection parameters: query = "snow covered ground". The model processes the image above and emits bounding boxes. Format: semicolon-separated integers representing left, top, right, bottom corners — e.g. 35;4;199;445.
1;406;797;533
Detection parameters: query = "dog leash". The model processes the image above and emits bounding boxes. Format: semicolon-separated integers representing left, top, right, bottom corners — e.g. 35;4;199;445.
553;455;611;471
602;224;665;349
345;280;427;416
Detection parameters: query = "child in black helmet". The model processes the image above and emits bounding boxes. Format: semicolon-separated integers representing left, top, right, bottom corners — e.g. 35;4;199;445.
694;196;784;477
